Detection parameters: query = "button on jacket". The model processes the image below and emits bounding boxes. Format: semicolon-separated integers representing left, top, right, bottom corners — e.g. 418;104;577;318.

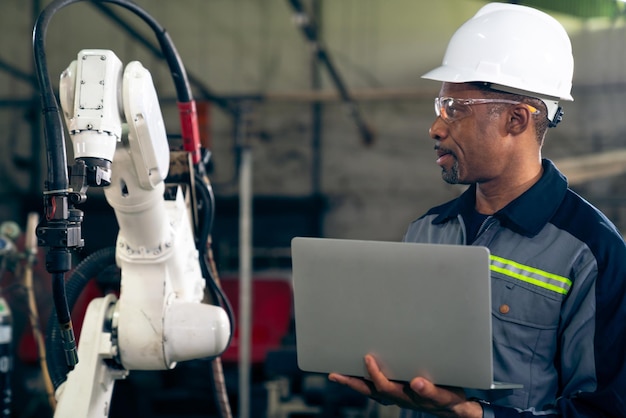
401;159;626;418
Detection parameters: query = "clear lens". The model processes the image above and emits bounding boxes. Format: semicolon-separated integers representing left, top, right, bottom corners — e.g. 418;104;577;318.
434;97;540;123
434;97;473;123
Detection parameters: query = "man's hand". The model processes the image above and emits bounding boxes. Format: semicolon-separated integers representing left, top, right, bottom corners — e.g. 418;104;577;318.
328;354;483;418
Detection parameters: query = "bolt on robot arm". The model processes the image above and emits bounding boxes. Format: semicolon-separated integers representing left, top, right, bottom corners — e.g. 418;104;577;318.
51;49;231;417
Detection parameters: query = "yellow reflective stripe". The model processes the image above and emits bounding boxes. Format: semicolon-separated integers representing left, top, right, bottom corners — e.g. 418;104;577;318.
489;255;572;295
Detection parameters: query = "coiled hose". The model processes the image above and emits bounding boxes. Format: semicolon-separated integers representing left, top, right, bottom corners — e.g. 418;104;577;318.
46;246;117;390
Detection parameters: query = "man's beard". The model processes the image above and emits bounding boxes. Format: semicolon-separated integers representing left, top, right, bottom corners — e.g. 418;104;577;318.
441;160;459;184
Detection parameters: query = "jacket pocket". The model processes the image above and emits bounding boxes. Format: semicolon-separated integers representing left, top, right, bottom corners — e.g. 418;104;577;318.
489;274;563;408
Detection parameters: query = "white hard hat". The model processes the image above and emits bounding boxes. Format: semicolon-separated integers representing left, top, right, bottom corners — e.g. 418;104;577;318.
422;3;574;125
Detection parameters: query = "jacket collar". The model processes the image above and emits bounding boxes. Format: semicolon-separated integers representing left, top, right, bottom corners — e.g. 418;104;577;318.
432;159;568;237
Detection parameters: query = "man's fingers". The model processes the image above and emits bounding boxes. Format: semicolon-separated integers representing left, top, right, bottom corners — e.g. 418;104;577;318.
410;377;433;397
331;358;472;414
410;377;467;408
363;354;394;390
363;355;421;407
328;373;374;396
328;355;387;395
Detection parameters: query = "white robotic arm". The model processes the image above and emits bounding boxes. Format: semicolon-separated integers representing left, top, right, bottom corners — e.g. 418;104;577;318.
53;49;230;417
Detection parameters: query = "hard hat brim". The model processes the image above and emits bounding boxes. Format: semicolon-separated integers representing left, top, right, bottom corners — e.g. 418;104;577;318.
421;66;574;102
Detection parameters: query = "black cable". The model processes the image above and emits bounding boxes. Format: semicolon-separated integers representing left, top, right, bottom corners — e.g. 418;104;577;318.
46;246;117;389
51;273;71;325
32;0;202;370
193;174;236;418
32;0;197;194
98;0;193;102
32;0;72;193
195;173;216;244
33;0;193;111
194;173;235;351
90;2;234;113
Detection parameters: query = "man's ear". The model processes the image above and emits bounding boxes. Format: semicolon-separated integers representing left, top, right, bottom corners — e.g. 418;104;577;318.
506;105;532;136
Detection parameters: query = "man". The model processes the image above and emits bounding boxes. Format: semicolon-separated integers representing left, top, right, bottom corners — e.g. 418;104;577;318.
329;3;626;417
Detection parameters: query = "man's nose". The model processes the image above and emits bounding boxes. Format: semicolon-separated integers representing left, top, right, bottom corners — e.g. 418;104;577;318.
428;117;447;140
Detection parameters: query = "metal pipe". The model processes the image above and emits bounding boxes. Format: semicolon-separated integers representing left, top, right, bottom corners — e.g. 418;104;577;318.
238;146;253;418
310;0;322;196
288;0;374;144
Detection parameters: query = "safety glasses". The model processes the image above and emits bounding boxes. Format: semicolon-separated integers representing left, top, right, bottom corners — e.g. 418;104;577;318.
434;97;539;123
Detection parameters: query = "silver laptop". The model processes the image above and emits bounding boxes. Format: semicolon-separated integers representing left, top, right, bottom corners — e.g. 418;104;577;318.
290;237;522;390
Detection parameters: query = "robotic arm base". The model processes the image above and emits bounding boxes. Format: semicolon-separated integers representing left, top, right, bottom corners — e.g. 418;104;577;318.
54;294;128;418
